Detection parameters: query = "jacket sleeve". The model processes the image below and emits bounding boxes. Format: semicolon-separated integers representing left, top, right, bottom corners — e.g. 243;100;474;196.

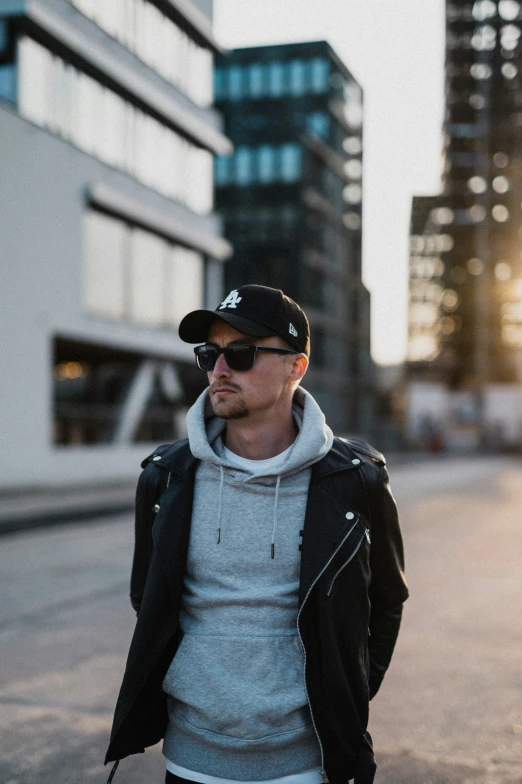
367;463;409;699
130;464;162;615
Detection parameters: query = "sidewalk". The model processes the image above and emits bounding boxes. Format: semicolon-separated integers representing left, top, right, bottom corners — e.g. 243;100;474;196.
0;451;448;536
0;481;136;536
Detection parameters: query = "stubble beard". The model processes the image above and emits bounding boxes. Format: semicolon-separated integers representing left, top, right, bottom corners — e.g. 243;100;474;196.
209;388;250;420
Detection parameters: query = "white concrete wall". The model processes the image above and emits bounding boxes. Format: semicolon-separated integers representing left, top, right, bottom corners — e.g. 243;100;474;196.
0;105;216;488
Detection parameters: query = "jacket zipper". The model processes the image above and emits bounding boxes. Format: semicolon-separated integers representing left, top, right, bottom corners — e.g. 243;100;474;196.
296;518;360;784
326;528;371;597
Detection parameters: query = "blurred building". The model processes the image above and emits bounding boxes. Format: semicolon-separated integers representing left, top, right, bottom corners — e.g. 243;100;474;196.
407;0;522;448
213;41;374;435
0;0;231;488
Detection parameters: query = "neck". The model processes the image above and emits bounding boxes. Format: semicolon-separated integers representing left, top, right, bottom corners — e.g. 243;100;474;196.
223;407;298;460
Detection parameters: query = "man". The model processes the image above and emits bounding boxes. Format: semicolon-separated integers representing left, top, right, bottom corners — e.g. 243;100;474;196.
105;285;408;784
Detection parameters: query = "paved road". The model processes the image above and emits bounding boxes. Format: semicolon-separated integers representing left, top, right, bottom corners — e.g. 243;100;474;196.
1;457;521;784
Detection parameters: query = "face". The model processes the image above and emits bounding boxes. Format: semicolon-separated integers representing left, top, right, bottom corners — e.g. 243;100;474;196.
205;320;307;421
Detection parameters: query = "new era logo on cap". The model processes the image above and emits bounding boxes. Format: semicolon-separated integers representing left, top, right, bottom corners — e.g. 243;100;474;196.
289;323;298;337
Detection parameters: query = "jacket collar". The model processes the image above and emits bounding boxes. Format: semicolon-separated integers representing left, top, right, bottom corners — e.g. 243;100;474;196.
146;436;363;480
311;437;366;480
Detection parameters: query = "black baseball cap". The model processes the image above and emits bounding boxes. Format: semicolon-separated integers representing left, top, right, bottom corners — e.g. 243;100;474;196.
178;284;310;356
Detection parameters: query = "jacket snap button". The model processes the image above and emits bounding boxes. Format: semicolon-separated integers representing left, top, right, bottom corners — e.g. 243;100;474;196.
153;504;160;513
345;512;355;520
351;458;361;465
152;455;161;461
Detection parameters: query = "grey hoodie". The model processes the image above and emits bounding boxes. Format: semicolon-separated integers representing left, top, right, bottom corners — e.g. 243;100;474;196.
162;387;333;781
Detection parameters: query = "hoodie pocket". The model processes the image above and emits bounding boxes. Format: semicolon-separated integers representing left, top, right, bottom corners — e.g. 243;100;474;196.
162;633;311;741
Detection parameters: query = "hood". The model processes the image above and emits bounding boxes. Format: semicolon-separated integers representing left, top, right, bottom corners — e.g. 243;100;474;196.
186;386;333;482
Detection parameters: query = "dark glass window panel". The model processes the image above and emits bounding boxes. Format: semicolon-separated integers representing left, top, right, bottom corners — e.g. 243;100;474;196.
228;65;243;100
280;143;302;181
268;61;285;96
309;57;329;93
258;144;276;183
289;59;306;95
215;155;230;185
235;146;253;185
214;66;225;100
247;62;264;98
0;64;15;103
307;111;330;139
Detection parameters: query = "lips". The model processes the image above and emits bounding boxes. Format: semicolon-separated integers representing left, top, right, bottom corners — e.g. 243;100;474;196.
211;385;237;396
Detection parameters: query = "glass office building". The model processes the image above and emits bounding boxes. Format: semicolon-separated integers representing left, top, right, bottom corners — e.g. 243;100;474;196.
0;0;231;488
408;0;522;389
214;41;374;434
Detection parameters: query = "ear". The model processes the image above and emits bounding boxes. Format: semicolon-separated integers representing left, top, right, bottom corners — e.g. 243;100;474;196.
288;353;309;386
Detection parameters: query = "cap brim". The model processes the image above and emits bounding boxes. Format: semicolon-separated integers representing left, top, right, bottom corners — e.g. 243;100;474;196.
178;310;275;343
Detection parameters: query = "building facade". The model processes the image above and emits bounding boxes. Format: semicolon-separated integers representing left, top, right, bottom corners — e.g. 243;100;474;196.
0;0;231;488
408;0;522;392
213;41;373;435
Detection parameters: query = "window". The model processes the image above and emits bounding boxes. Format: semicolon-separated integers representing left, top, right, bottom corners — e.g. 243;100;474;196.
307;112;329;139
16;37;213;213
343;136;362;154
499;0;521;20
129;229;166;327
18;37;51;127
166;247;204;327
342;80;363;128
447;123;480;137
0;64;16;103
84;212;127;319
226;143;302;185
235;146;253;185
258;145;276;182
289;59;306;95
52;337;199;446
0;20;8;53
247;62;264;98
228;65;243;100
64;0;213;106
83;210;204;329
310;58;329;93
280;143;302;182
268;61;285;96
186;146;213;214
214;67;225;100
215;155;231;185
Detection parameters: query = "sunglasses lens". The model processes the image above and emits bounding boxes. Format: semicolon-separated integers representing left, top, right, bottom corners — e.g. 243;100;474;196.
195;344;257;372
224;345;256;371
195;347;218;371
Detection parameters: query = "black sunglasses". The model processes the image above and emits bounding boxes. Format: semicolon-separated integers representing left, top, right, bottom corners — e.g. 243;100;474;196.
194;343;299;372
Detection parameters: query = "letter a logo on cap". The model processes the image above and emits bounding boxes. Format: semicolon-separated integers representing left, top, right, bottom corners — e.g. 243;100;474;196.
219;289;242;310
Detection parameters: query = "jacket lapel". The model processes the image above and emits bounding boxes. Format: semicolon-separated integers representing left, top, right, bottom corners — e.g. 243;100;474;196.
151;443;197;605
298;443;363;606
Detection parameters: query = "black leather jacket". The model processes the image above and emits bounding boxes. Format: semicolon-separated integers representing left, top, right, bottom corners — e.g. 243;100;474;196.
105;436;408;784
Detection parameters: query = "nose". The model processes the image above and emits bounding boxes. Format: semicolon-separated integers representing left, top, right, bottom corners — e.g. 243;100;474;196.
210;350;231;379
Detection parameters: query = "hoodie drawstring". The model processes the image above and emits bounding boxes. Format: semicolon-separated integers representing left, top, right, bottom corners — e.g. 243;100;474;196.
270;474;281;559
216;465;224;545
106;760;119;783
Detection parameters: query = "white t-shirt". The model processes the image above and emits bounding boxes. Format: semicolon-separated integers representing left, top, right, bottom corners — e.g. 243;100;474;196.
222;443;293;473
165;760;324;784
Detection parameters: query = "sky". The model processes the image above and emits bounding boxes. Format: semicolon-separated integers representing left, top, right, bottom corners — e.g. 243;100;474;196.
213;0;446;365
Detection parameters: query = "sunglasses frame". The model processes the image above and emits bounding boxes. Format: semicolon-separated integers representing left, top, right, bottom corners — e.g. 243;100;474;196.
194;342;299;372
